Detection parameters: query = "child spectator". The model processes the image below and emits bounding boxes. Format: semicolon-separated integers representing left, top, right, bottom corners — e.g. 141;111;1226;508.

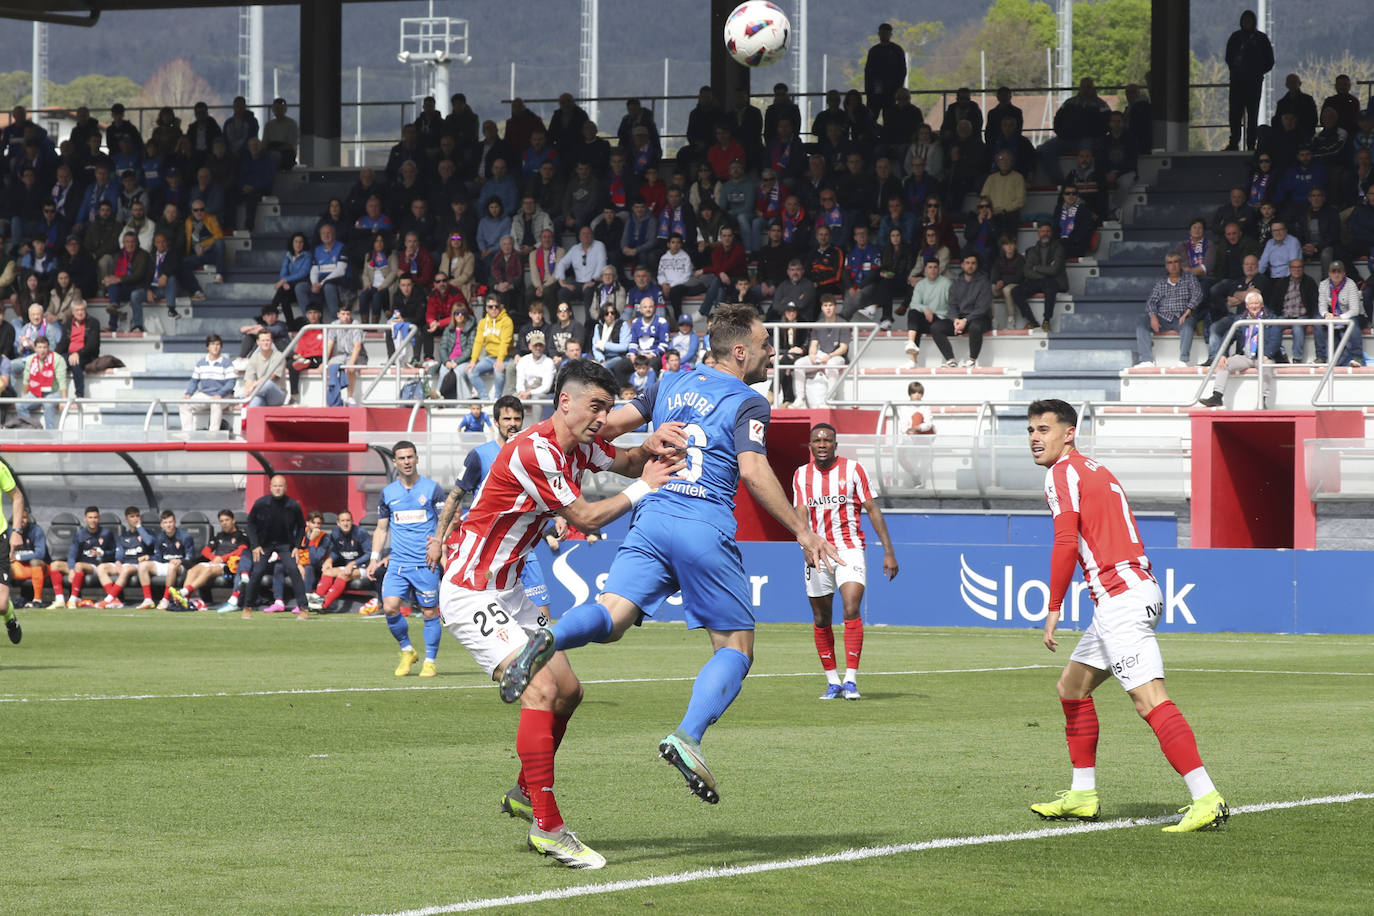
630;355;658;395
458;402;492;434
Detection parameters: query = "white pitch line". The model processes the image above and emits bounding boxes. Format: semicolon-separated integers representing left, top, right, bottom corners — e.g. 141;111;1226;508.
364;792;1374;916
1170;667;1374;677
0;665;1051;705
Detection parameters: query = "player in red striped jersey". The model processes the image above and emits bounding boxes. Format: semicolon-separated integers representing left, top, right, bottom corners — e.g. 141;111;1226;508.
792;423;898;701
1027;399;1228;833
427;359;680;869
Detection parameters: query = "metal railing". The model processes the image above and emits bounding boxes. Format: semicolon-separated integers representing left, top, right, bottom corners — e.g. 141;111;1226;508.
763;321;879;407
1192;317;1359;410
240;322;418;409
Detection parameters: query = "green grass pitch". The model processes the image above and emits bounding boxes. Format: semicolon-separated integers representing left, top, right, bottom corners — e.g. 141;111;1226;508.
3;609;1371;914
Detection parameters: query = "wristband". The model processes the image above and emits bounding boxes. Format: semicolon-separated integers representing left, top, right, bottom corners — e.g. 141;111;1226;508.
370;552;380;562
623;479;651;506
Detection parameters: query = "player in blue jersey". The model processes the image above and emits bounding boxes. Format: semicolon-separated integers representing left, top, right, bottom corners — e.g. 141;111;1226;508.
432;395;551;620
50;506;117;607
501;303;840;803
367;440;446;677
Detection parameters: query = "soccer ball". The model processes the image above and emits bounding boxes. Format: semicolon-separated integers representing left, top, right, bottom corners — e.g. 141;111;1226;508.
723;1;791;68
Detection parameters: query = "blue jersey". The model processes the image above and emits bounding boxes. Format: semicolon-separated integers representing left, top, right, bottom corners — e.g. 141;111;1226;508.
68;526;117;566
377;476;444;565
116;524;157;563
630;366;770;537
458;440;503;496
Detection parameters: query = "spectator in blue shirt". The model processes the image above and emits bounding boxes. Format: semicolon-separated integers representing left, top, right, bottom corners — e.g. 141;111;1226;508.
1258;221;1302;278
627;296;670;364
669;314;700;367
1274;147;1327;207
181;333;237;433
458;403;492;434
302;222;349;312
237;138;276;232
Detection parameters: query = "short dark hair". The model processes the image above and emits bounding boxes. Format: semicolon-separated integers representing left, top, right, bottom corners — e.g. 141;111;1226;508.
124;506;140;516
1027;398;1077;428
84;505;100;515
306;510;323;523
218;508;235;519
553;357;618;402
394;439;417;456
708;303;760;360
493;394;524;418
205;333;222;346
160;509;176;521
810;422;837;438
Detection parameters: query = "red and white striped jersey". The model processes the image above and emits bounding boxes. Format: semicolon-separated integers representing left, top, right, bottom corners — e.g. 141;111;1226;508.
1044;450;1154;603
447;418;615;590
792;457;874;550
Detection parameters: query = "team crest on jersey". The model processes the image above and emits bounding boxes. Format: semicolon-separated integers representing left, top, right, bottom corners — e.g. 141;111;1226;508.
748;419;766;444
496;628;509;643
418;494;428;505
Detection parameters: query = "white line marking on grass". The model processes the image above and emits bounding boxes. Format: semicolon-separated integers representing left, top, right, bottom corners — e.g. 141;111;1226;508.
1170;667;1374;677
363;793;1374;916
0;665;1052;704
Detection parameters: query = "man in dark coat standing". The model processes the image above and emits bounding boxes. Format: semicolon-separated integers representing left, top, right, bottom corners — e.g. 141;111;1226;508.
1224;10;1274;151
242;474;309;617
864;24;907;122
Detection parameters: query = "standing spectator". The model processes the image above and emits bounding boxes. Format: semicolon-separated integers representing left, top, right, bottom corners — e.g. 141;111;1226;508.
1016;224;1067;332
1265;256;1317;362
241;475;309;618
15;337;65;429
938;254;994;367
243;329;287;407
616;98;662;161
1135;254;1204;367
863;23;907;119
1038;79;1110;184
262;98;299;170
181;333;235;432
1223;10;1274;151
764;83;803;145
938;88;983;144
185;102;223;169
1272;74;1318;141
56;299;98;398
792;297;849;407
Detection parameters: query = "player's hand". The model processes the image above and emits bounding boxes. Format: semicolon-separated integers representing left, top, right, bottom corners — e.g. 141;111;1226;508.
643;420;688;456
640;454;685;489
252;546;263;562
801;531;841;572
424;536;442;570
366;558;380;577
9;531;20;549
882;550;899;580
1043;611;1061;652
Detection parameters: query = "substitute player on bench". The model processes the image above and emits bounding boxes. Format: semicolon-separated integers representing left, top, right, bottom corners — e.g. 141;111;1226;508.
793;423;898;701
1027;398;1228;833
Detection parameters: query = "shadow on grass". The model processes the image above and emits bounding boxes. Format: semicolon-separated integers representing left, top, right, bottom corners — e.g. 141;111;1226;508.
590;829;879;865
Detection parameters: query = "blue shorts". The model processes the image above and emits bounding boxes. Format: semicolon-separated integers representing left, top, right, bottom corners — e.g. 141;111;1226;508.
520;555;549;606
601;509;754;632
382;563;439;609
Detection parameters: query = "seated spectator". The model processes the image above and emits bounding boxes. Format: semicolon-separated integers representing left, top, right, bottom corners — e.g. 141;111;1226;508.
509;194;554;261
1265;256;1317;361
15;336;65;428
1210;222;1262;299
877;195;916;245
57;235;98;300
656;232;705;315
688;161;721;214
458;402;492;433
464;295;514;398
1289;187;1342;276
46;269;84;325
1039;78;1110;183
604;151;638;214
944;120;987;212
962;197;999;269
143;231;183;322
637;164;667;214
719;158;757;230
300;222;350;312
181;333;235;432
101;231;150;330
395;230;436;290
708;125;745;181
586;264;627;325
1213;187;1257;238
770;257;818;322
19;236;58;295
1175;218;1217;301
981;152;1025;242
237;138;274;231
669;313;700;367
398;197;439;254
1313;260;1363;366
1258;220;1301;277
591;302;632;383
1274;146;1326;208
693;199;730;262
356;231;396;325
1254;199;1279;243
792;296;849;406
429;306;474;400
561;161;603;232
1311;106;1351;205
353;195;393;240
181;200;225;300
1135;254;1204;367
904;126;945;189
627;296;670;367
487;235;523;310
937;254;994;367
10;506;52;605
749;169;788;252
1051;183;1099;258
920;197;961;259
651;184;694;258
137;510;195;610
548;302;584;360
310;511;375;613
237;304;289;360
476;196;511;269
808;224;845;298
526;228;564;312
288;304;326;394
590;205;624;269
912;225;951;277
1016;224;1067;332
699;225;747;319
619;199;657;276
990;235;1025;329
179;509;250;611
1207;254;1270;361
192;165;229;228
56;299;98;398
1348;184;1374;259
325;303;367;407
769;302;808;405
629;354;657;395
243;328;287;407
555;226;607;319
905;258;952;366
1199;291;1284;408
422;272;464;361
514;332;555;417
839;224;883;322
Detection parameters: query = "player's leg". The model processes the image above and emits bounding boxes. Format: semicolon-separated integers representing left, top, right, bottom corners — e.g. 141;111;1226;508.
1030;638;1112;820
67;562;94;607
381;569;418;674
278;557;309;618
0;544;19;643
48;560;69;608
136;560;156;608
406;567;441;674
160;559;183;608
808;586;843;698
93;560;120;606
838;581;865;699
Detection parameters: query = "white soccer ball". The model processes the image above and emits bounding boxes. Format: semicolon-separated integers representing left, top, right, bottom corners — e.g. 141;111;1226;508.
723;1;791;68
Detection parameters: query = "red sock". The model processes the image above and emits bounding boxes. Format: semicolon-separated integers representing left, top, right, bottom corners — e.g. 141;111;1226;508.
49;568;64;594
843;617;864;671
552;713;570;751
1145;700;1204;776
104;583;120;598
812;624;837;671
141;583;153;600
1061;698;1099;768
71;571;86;597
516;709;562;832
162;585;172;600
322;577;348;609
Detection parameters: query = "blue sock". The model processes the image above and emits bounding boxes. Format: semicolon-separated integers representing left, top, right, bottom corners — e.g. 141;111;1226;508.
423;613;442;660
677;647;752;743
551;602;613;651
386;613;411;649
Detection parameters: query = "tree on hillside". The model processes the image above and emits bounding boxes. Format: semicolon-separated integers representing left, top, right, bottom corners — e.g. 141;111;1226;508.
0;71;32;110
1073;0;1151;88
133;58;221;124
48;75;142;112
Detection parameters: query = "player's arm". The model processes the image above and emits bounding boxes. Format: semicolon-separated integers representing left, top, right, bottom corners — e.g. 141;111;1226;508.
739;451;840;571
6;482;23;548
426;486;465;568
367;518;389;577
1043;470;1081;652
556;453;681;531
862;498;899;580
600;383;686;455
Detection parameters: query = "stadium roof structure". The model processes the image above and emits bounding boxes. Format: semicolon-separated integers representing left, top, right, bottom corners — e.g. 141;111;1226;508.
0;0;387;26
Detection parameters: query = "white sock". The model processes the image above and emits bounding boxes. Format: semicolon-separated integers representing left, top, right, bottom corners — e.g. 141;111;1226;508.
1183;766;1216;800
825;669;842;687
844;668;857;683
1071;767;1096;792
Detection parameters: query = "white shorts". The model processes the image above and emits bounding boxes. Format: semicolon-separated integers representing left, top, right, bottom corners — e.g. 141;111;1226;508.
438;577;549;679
803;547;868;598
1070;578;1166;692
148;561;178;578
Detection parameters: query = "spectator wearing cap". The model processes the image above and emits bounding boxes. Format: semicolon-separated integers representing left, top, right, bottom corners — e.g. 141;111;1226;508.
1315;260;1364;367
262;98;299;170
669;313;700;368
515;331;555;418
